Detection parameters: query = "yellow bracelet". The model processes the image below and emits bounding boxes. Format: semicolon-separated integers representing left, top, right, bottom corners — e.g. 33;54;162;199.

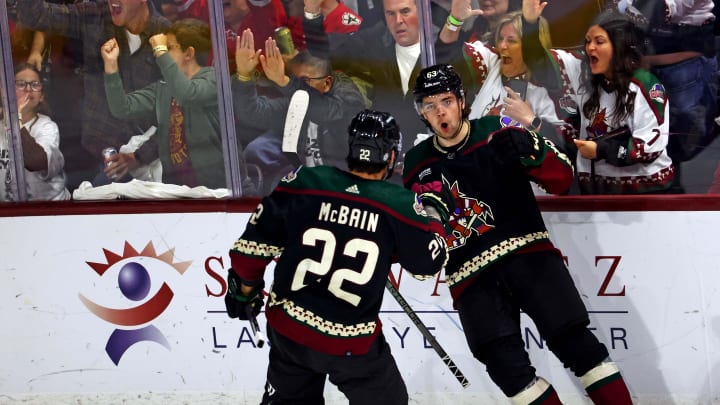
236;72;253;82
304;9;322;19
152;45;168;56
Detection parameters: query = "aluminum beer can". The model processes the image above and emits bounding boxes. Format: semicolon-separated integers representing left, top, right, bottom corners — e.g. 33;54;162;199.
274;26;295;56
102;147;118;167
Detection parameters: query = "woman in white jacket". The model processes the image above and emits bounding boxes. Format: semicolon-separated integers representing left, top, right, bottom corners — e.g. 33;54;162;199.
523;3;674;194
1;63;70;201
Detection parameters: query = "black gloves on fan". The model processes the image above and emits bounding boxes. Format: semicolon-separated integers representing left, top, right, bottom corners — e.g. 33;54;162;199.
490;127;543;165
225;268;264;320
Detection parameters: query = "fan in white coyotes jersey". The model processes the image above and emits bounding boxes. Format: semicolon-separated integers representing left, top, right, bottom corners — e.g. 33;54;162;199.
523;4;675;194
435;4;580;152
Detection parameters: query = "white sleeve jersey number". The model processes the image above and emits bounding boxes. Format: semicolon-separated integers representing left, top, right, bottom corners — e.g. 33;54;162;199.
290;227;379;306
249;203;264;225
429;235;443;260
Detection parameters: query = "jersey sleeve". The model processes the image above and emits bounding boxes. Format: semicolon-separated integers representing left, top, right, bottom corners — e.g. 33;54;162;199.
31;118;64;179
229;194;287;283
390;190;448;280
524;133;575;194
597;76;670;167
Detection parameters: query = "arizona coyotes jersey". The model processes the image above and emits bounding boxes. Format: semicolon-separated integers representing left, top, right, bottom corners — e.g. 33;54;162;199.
550;50;674;194
462;41;579;141
230;166;447;355
403;117;573;300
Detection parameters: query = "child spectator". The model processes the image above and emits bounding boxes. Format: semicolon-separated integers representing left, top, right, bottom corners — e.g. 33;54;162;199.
102;19;226;189
1;63;71;201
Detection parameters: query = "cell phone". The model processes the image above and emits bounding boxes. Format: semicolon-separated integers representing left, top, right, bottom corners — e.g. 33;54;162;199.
507;78;528;101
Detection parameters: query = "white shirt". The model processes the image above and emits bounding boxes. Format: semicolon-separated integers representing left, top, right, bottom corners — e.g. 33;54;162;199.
626;0;714;25
463;41;572;133
395;42;420;95
0;114;71;201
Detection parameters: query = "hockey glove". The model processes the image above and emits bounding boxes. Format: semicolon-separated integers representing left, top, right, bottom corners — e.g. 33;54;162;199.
594;126;634;167
225;268;264;320
490;127;543;165
418;186;458;224
411;167;459;224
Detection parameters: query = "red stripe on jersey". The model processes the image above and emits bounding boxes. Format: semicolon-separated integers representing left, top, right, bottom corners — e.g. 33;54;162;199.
230;252;272;283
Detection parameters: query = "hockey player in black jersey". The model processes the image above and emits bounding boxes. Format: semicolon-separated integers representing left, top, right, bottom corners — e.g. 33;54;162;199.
225;109;452;405
403;64;633;404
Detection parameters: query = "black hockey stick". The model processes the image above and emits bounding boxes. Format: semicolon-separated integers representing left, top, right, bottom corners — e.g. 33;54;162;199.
245;306;266;348
385;280;470;388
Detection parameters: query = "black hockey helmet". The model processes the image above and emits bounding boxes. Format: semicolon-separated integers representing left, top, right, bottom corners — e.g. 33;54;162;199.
348;109;401;170
413;63;464;105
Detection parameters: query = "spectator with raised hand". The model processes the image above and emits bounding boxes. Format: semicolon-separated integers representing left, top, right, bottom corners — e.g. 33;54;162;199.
224;0;306;60
232;28;367;193
435;0;579;173
302;0;427;173
1;63;71;201
10;0;92;193
524;1;674;194
302;0;363;33
450;0;522;44
102;18;225;189
16;0;170;186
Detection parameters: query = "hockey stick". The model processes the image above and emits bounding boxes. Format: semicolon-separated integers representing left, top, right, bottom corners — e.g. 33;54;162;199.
282;89;310;155
385;280;470;388
245;306;266;348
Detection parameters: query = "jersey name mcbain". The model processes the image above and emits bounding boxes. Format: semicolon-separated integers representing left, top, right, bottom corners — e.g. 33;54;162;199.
318;202;379;232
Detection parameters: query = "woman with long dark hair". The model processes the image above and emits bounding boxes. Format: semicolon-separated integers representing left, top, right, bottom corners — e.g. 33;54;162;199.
525;3;674;194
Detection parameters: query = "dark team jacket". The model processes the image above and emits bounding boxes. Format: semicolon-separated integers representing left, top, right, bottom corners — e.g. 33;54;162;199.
303;18;426;160
231;71;367;166
230;166;448;355
402;117;574;302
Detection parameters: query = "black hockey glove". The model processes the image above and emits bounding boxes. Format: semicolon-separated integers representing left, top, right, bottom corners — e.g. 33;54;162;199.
225;268;264;320
489;127;543;165
412;166;458;224
418;186;458;224
594;126;634;167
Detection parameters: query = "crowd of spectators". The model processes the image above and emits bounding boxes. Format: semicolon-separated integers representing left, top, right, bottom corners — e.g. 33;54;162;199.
1;0;719;200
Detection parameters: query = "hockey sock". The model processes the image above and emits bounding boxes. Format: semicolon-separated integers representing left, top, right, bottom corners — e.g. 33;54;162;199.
580;360;632;405
510;377;562;405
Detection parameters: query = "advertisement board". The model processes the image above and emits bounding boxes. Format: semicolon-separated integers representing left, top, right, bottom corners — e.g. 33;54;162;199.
1;210;719;404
